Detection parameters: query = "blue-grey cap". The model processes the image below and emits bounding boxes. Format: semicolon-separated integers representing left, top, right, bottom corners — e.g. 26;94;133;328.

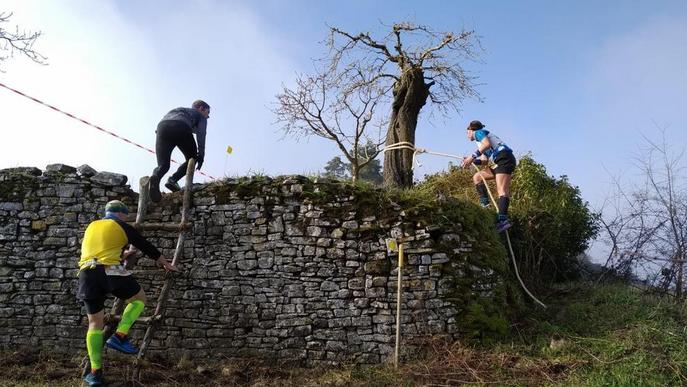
105;200;129;214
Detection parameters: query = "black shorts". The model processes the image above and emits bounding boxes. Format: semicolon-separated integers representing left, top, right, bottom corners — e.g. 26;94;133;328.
76;265;141;314
491;151;517;175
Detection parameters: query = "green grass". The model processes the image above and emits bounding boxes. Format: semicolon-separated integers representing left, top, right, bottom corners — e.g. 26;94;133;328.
485;281;687;387
535;283;687;386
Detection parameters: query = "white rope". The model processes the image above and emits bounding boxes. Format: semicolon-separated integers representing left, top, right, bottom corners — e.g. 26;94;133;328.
383;142;547;308
472;164;547;309
383;141;465;170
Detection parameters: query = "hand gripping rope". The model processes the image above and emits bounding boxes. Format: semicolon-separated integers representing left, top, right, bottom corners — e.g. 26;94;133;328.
384;142;547;308
0;81;217;180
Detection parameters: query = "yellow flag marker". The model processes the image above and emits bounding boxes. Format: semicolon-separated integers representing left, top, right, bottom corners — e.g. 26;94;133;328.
385;238;398;252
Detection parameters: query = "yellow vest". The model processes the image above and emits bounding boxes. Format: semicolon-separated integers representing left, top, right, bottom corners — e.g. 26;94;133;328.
78;219;128;269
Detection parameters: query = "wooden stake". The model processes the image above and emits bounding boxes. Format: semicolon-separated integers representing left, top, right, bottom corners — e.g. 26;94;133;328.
394;243;404;369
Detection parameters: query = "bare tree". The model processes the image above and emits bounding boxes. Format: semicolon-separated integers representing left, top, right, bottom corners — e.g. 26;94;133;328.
327;22;482;187
599;125;687;298
274;61;387;183
0;12;46;71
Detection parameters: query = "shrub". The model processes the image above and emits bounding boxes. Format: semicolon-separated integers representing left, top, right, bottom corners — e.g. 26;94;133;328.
417;154;598;283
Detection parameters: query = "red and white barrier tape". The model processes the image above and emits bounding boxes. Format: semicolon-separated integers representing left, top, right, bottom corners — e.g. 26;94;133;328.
0;81;216;180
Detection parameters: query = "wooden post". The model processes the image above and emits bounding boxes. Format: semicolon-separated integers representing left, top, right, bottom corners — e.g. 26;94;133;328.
394;243;404;369
135;177;150;228
134;159;195;380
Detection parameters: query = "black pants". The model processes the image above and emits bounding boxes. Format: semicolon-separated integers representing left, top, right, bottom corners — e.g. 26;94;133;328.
152;120;197;182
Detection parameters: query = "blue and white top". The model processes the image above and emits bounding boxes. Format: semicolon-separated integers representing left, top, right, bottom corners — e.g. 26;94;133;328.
474;130;512;160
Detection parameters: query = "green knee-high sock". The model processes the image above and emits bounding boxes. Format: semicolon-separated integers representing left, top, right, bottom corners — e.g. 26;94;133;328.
116;300;145;335
86;329;103;371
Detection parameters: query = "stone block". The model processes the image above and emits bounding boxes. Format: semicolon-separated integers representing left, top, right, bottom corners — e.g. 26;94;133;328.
364;259;390;275
76;164;97;177
45;164;77;173
90;171;128;186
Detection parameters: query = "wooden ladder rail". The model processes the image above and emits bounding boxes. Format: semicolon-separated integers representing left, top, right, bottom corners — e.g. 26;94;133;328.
133;158;195;380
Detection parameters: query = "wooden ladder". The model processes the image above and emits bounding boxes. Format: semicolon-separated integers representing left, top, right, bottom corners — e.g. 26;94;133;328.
80;159;196;384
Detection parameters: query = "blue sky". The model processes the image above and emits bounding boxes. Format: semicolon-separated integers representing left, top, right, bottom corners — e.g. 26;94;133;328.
2;1;686;254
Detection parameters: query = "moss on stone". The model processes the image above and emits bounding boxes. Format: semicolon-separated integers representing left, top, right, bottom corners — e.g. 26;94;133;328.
204;174;512;340
0;173;40;201
363;259;391;275
210;176;275;204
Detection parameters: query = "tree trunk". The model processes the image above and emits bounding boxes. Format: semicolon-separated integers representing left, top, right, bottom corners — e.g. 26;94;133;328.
351;162;359;183
383;66;430;188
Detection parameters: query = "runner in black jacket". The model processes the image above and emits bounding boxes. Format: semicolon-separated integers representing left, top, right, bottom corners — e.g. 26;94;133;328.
149;100;210;202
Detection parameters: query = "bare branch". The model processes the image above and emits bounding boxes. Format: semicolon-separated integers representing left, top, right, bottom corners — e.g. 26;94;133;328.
420;33;455;63
327;21;482;117
273;60;386;180
599;125;687;295
0;12;47;71
330;27;399;63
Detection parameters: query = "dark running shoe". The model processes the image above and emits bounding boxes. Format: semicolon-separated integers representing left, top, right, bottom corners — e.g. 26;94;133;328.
165;178;181;192
149;175;161;203
83;369;104;386
106;334;138;354
496;219;512;233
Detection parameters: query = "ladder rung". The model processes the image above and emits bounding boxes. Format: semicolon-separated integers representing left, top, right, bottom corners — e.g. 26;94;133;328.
139;315;163;323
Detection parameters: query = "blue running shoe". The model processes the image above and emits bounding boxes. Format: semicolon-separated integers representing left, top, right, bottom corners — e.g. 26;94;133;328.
83;369;104;386
496;219;512;233
106;334;138;354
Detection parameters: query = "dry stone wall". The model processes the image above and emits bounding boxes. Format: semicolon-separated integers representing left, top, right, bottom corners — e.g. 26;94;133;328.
0;164;508;365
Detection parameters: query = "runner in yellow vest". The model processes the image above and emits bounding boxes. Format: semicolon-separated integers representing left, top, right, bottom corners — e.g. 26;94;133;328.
77;200;177;386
